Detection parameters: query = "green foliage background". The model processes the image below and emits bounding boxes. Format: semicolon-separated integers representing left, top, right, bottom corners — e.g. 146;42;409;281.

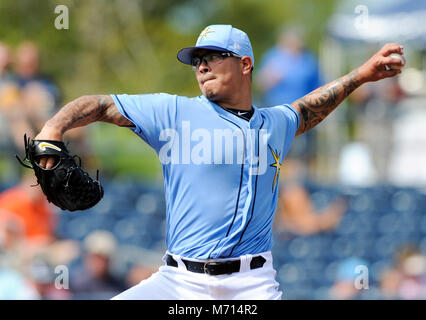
0;0;337;181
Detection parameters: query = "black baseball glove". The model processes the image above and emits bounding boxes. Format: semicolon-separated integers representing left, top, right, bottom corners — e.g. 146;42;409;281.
16;134;104;211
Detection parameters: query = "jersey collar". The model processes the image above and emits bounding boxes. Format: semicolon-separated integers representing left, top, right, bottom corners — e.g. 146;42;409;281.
199;95;262;128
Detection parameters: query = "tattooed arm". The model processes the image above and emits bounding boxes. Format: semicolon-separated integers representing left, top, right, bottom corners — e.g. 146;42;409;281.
292;43;405;136
35;95;133;139
292;70;361;135
34;95;133;168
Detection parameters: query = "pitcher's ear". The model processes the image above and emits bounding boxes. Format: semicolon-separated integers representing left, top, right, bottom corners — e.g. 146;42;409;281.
240;56;253;75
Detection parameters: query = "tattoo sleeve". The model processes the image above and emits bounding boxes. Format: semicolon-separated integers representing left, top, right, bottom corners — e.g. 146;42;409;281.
291;69;362;135
45;95;134;134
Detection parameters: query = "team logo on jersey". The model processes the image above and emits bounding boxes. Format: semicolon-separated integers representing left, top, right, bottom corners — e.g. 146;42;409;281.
198;27;214;41
269;145;282;192
38;142;62;152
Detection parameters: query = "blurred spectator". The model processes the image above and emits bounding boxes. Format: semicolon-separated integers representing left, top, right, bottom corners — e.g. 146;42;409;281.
0;172;56;248
256;25;322;106
27;254;71;300
379;268;404;300
123;248;164;288
70;230;126;299
329;257;370;300
274;158;346;237
379;245;426;299
0;42;22;154
0;210;27;267
256;24;323;164
1;41;60;152
14;41;60;111
0;41;15;82
387;94;426;186
4;41;61;147
353;77;405;182
0;41;62;183
0;267;40;300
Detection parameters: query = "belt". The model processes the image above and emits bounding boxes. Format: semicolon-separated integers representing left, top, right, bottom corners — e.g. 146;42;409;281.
165;254;266;276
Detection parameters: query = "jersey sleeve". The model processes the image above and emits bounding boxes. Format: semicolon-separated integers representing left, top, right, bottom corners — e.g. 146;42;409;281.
110;93;178;152
268;104;300;155
273;104;300;135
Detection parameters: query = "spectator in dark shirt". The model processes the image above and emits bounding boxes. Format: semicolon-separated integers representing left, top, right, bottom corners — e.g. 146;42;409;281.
70;230;126;299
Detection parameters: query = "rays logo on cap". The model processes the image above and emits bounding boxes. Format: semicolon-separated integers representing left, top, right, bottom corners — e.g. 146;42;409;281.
38;142;62;152
198;27;214;41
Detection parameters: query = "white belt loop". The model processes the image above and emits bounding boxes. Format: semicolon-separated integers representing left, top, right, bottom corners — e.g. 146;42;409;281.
164;251;187;270
162;252;168;263
171;253;187;269
239;254;252;272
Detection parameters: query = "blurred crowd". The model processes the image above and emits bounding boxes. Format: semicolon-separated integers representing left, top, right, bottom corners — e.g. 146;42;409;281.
329;245;426;300
1;29;426;299
0;40;163;299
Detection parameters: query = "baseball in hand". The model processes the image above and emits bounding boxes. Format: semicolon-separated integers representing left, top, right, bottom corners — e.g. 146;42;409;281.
388;53;406;70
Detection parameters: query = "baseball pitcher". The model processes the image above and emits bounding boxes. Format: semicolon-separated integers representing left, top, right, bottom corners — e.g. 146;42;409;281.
30;25;404;299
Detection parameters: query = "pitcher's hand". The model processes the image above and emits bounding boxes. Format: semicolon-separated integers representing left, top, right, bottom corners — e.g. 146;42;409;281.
358;43;404;83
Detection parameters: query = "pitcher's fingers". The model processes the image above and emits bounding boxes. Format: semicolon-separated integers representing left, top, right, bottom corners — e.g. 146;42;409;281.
38;157;48;168
38;156;55;169
46;157;56;169
381;43;403;56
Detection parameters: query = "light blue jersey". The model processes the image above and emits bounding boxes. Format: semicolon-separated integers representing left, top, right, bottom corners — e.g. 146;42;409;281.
111;93;299;259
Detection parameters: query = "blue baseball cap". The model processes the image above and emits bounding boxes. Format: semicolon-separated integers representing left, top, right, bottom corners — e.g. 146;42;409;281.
177;24;255;68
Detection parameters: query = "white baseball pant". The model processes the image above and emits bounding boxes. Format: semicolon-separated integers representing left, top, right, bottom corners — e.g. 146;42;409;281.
112;251;282;300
